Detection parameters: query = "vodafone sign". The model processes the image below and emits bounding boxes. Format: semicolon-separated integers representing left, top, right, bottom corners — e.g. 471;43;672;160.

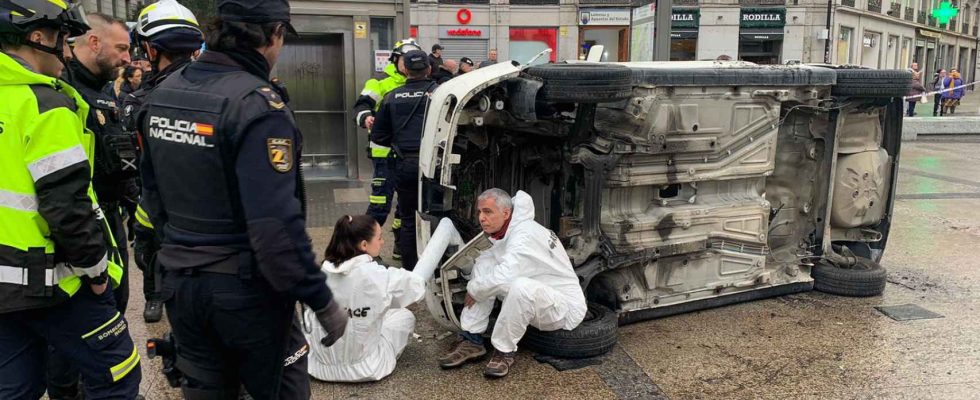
457;9;472;24
439;26;490;39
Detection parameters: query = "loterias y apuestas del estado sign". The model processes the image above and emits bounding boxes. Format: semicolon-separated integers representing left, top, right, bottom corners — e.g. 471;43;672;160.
740;8;786;28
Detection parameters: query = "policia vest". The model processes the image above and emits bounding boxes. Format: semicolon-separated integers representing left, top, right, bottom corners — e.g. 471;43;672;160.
140;59;301;254
0;53;123;313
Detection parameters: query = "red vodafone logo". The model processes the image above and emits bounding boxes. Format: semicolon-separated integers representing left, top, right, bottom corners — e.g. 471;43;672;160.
457;9;472;25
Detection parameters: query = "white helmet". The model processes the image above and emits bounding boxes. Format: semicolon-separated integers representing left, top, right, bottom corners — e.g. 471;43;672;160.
135;0;201;39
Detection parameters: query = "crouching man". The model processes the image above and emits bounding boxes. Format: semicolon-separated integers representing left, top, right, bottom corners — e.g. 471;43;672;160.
439;189;587;378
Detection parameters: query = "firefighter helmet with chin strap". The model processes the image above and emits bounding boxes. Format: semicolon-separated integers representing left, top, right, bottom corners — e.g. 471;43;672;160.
134;0;202;54
0;0;89;55
389;38;421;63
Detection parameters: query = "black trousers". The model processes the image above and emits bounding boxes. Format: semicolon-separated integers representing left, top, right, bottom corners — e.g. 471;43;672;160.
163;271;310;400
393;157;420;270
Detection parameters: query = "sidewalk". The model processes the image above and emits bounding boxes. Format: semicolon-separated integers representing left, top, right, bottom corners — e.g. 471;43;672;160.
905;88;980;117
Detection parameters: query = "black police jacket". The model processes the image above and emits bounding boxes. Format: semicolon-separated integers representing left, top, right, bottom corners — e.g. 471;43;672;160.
138;51;332;310
369;78;438;156
63;61;139;205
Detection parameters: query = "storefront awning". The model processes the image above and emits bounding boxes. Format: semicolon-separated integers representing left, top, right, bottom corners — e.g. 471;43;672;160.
740;28;784;41
671;29;698;39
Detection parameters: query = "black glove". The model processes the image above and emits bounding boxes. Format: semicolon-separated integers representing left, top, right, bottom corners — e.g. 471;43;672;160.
314;300;348;347
132;225;159;273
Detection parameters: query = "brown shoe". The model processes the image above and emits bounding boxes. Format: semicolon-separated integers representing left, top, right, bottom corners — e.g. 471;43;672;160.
483;350;516;378
438;339;487;369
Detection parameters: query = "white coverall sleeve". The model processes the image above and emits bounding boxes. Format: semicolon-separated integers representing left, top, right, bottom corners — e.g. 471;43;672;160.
466;230;531;302
386;268;427;309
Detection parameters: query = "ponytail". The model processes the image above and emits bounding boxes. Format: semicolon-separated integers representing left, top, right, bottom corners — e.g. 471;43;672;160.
323;215;378;265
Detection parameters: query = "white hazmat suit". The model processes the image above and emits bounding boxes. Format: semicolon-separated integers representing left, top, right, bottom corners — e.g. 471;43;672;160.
303;219;462;382
462;191;588;353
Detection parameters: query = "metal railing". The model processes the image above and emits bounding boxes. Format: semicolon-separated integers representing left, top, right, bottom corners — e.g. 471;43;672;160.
918;11;927;23
888;2;902;16
510;0;559;4
842;0;856;6
905;6;915;20
868;0;882;12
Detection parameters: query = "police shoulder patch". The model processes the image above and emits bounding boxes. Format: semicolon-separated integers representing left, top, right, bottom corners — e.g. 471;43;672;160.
267;138;293;173
255;87;286;110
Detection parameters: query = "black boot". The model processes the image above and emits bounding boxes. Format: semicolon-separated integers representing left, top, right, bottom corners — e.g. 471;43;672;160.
144;300;163;323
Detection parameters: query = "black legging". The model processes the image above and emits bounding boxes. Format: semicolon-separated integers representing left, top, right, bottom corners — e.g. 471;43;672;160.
933;93;943;115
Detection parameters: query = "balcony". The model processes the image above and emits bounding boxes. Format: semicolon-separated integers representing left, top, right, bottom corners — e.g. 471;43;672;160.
577;0;631;4
673;0;699;5
929;16;938;26
437;0;489;3
842;0;855;6
918;11;927;23
905;6;914;20
867;0;881;12
962;23;970;34
887;2;901;16
950;18;958;30
974;25;978;35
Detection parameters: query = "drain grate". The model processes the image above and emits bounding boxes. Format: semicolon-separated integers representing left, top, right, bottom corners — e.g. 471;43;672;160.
875;304;945;321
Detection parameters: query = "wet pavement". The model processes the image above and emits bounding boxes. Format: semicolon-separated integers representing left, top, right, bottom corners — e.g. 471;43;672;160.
126;140;980;399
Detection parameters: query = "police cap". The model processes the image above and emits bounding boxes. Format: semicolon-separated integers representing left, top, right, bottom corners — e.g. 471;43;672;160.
217;0;297;36
403;49;429;72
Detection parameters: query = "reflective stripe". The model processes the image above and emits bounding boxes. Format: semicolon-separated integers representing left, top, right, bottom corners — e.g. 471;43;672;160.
111;345;140;382
0;264;74;287
0;189;38;212
135;206;153;228
81;312;120;339
48;0;67;9
369;195;387;205
360;89;381;103
27;145;87;183
72;252;108;278
356;109;372;126
392;218;402;229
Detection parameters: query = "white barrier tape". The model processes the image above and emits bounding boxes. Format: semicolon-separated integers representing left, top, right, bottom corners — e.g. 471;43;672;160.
903;80;979;100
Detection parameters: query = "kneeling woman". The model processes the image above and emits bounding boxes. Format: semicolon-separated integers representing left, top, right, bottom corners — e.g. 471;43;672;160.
302;215;425;382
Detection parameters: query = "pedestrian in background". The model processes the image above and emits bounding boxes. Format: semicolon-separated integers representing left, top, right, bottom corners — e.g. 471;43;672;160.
458;57;475;75
429;43;443;74
907;72;926;117
432;59;457;84
479;48;498;68
941;69;965;115
932;69;947;116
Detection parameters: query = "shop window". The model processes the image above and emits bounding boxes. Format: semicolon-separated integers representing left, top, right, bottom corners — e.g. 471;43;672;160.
837;26;854;64
670;39;697;61
509;28;558;65
371;18;394;72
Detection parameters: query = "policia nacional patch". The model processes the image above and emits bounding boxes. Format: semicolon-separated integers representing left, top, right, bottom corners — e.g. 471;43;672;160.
267;138;293;172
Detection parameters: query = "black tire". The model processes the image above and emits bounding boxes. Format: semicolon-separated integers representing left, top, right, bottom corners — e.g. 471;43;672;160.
829;69;912;98
812;259;887;297
524;64;633;103
631;66;836;87
520;302;618;359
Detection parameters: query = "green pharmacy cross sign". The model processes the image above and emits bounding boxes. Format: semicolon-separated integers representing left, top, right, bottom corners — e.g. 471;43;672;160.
932;1;959;25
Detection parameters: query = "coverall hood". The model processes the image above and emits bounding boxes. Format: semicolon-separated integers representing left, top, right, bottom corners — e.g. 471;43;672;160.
383;62;406;85
0;52;61;88
321;254;373;275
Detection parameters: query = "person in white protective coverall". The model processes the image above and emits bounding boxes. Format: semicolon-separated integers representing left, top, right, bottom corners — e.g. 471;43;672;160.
438;188;587;378
302;214;462;382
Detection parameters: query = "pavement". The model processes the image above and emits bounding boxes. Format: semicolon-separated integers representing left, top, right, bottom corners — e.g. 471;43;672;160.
903;91;980;140
120;140;980;400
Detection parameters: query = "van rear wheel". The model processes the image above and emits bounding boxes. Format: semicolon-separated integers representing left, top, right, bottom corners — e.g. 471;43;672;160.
812;258;887;297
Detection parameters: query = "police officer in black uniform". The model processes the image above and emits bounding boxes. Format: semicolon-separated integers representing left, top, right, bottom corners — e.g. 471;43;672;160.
137;0;347;398
123;0;205;324
370;49;439;271
62;13;136;315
